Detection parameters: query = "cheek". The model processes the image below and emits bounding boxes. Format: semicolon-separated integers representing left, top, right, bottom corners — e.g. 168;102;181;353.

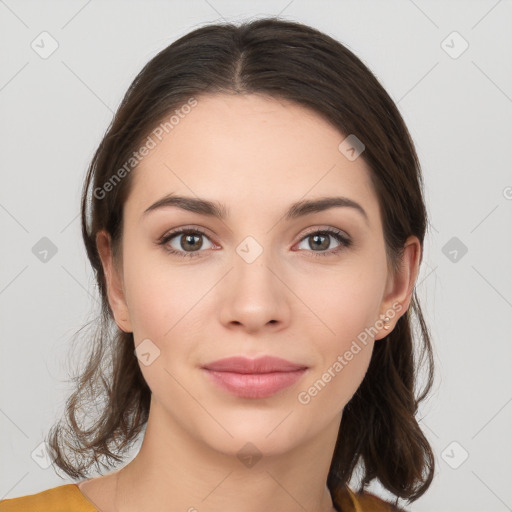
124;274;170;338
295;266;383;409
122;255;210;393
123;263;200;400
298;328;375;416
298;259;384;342
122;246;199;338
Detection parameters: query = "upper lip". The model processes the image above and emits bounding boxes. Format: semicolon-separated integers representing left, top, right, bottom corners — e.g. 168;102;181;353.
202;356;308;374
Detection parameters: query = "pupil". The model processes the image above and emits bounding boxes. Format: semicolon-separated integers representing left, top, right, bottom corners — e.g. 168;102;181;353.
312;234;328;250
184;234;201;250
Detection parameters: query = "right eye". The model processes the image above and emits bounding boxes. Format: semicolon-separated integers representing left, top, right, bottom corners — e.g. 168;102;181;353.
157;228;216;259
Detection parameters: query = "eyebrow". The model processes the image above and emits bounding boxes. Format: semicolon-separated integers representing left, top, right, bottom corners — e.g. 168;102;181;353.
142;194;369;225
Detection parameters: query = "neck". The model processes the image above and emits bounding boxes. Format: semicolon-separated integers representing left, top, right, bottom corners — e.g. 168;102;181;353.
113;397;341;512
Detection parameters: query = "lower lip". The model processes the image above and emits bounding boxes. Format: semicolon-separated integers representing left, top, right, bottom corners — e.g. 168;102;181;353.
203;369;307;399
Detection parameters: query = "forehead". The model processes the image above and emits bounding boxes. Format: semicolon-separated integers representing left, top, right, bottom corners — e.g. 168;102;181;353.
126;93;379;225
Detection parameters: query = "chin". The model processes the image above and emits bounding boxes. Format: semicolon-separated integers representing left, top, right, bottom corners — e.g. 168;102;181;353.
193;409;311;459
206;431;300;461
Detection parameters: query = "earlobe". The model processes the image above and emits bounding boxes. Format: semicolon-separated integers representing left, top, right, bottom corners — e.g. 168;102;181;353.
96;230;133;333
375;235;422;340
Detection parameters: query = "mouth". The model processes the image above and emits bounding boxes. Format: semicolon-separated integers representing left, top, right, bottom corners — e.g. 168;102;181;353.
201;356;308;399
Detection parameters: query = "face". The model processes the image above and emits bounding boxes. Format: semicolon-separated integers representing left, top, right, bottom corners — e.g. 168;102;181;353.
98;93;412;458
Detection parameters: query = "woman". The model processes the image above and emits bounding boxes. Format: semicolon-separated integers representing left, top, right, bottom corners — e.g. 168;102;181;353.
0;17;434;512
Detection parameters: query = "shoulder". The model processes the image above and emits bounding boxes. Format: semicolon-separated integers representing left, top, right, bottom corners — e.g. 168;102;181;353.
0;484;97;512
351;490;406;511
334;485;406;512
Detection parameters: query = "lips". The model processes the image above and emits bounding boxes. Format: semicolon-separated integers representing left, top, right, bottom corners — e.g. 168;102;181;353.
201;356;308;399
202;356;307;373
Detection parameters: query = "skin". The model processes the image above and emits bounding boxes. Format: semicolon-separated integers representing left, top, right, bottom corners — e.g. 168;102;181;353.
80;93;421;512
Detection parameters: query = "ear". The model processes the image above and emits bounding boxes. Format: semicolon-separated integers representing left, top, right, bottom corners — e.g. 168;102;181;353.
374;235;422;340
96;230;133;333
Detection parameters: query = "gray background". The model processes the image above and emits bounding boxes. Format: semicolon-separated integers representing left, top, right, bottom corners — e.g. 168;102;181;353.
1;1;511;510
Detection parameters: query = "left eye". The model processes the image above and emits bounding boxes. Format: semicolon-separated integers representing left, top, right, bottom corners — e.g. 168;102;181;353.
295;229;352;257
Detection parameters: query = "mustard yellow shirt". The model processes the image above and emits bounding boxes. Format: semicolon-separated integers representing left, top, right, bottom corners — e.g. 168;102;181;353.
0;482;401;511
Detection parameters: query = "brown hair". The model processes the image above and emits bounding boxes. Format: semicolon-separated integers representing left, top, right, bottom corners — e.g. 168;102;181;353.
46;17;435;506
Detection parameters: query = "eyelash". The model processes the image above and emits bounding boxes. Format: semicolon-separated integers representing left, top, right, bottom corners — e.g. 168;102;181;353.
156;226;352;260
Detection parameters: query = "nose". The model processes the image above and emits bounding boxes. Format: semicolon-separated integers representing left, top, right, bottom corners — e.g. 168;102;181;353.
218;248;291;334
